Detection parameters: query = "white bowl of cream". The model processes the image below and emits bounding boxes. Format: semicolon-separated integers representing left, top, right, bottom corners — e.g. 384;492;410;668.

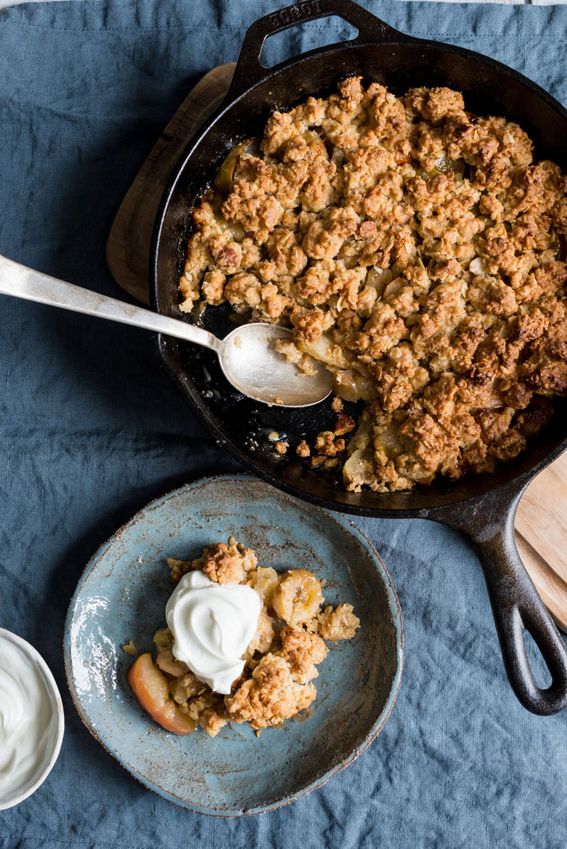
0;628;65;810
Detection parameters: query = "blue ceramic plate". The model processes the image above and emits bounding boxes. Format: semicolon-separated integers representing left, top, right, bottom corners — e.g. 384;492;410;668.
64;475;403;815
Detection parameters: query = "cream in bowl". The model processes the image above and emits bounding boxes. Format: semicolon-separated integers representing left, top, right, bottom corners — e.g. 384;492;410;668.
166;569;262;694
0;628;64;810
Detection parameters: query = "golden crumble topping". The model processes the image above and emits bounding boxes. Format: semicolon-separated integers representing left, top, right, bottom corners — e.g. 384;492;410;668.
225;654;317;730
179;78;566;493
168;536;257;584
129;540;359;736
317;604;361;641
277;625;328;684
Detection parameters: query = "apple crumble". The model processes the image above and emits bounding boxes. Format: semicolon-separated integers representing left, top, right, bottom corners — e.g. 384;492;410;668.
179;78;567;492
127;538;359;736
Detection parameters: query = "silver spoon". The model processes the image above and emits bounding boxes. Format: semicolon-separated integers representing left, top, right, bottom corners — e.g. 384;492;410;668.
0;255;332;407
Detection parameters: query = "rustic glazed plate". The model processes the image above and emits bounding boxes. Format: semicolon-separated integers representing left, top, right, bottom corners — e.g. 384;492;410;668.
64;475;403;815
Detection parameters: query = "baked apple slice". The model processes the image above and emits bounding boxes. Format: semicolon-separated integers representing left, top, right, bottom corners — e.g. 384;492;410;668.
127;652;195;735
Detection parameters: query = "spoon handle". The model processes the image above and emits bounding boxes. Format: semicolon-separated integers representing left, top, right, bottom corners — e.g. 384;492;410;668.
0;255;222;352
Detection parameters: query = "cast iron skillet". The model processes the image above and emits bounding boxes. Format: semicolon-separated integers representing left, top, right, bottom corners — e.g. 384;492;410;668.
152;0;567;715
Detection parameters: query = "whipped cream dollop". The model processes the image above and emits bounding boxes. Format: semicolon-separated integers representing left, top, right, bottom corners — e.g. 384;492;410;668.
0;637;58;807
166;570;261;694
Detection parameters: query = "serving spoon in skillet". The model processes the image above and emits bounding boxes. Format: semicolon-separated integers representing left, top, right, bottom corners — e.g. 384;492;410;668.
0;255;332;408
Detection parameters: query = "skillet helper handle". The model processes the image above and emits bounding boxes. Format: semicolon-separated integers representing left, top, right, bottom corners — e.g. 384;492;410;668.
445;486;567;715
228;0;411;100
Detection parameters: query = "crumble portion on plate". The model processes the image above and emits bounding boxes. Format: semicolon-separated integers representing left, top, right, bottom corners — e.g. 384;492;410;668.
179;78;566;492
128;539;360;735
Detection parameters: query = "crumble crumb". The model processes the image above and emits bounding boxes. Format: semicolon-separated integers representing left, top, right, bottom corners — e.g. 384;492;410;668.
167;557;193;583
195;537;257;585
318;604;361;641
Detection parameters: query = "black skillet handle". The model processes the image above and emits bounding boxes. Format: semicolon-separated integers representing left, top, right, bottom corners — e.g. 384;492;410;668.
227;0;414;100
442;484;567;715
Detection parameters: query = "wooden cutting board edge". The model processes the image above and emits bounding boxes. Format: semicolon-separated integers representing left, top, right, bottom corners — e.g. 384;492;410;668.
105;63;237;306
105;62;567;633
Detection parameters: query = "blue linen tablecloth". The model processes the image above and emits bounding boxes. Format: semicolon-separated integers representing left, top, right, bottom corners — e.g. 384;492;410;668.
0;0;566;846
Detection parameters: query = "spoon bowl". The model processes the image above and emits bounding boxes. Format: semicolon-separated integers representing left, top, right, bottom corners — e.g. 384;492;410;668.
219;323;332;407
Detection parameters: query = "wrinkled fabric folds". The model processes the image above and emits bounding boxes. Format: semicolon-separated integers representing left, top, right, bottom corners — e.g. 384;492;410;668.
0;1;566;847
